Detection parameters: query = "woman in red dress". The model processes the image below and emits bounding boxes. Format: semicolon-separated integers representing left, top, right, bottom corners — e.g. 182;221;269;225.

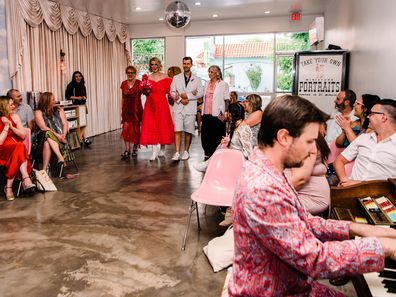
0;96;35;200
120;65;143;159
140;57;174;160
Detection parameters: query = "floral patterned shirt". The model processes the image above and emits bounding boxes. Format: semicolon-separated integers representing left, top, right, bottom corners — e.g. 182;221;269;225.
228;147;385;297
229;123;253;159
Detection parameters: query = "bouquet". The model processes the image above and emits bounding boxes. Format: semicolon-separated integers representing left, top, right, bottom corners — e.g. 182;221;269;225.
140;74;153;96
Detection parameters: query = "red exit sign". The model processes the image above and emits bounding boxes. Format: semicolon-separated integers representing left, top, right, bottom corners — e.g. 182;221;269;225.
291;12;301;21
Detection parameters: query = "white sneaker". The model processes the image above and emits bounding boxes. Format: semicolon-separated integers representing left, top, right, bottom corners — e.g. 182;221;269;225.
219;207;233;226
171;152;180;161
149;145;159;161
193;160;209;172
181;151;190;160
158;148;166;157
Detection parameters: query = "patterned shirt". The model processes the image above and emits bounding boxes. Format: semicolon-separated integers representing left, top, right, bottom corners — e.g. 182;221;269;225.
228;147;385;297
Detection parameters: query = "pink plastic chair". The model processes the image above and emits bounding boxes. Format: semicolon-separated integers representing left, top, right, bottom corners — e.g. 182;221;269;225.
327;139;355;177
181;149;245;250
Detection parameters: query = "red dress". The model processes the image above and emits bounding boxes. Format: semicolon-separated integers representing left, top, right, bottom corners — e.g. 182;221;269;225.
120;79;143;144
0;116;32;179
140;77;174;145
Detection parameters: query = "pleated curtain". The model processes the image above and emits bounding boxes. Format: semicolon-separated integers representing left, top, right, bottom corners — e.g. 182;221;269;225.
5;0;130;136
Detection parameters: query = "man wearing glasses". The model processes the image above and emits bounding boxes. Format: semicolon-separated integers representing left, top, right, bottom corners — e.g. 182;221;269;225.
334;99;396;186
325;89;358;144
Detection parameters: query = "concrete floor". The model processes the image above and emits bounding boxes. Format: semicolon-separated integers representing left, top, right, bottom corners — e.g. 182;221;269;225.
0;130;227;297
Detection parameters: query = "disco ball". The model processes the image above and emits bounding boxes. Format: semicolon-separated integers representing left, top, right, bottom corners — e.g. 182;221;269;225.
165;1;191;29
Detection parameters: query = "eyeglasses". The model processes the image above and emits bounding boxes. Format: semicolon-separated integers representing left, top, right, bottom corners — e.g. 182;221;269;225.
368;111;385;117
355;101;364;106
126;72;136;74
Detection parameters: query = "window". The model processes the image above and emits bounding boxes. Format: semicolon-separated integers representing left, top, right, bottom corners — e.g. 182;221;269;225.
131;38;165;76
186;32;309;108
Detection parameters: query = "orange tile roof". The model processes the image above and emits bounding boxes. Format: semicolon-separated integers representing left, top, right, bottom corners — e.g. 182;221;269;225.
197;42;273;60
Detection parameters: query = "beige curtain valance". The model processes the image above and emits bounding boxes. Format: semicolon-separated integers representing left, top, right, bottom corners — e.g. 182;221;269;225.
16;0;128;42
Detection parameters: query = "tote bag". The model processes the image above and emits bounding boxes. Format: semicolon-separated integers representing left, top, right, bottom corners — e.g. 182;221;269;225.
34;169;57;192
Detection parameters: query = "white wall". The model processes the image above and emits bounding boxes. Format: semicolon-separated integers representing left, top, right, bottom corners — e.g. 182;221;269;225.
129;15;318;70
325;0;396;101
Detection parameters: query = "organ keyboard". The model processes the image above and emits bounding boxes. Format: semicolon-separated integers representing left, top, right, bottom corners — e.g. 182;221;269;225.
331;179;396;297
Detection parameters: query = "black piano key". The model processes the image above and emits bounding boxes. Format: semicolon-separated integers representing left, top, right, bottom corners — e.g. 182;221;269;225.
387;287;396;293
384;283;396;289
382;279;396;286
379;269;396;279
386;258;396;270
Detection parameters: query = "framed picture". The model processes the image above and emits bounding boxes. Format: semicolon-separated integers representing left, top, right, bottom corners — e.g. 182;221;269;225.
68;131;80;150
293;50;350;114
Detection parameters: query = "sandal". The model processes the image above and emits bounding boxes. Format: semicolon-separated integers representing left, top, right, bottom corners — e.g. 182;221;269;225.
22;176;36;195
131;150;138;157
4;186;15;201
121;151;131;160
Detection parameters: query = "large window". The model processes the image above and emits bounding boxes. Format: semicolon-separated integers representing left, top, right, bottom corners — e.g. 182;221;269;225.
131;38;165;76
186;32;308;107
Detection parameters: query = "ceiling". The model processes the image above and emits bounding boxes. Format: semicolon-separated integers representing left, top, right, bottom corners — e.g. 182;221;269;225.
55;0;326;25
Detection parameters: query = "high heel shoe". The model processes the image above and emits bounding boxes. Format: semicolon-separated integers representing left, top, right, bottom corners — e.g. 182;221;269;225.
22;176;36;195
4;186;15;201
121;150;131;160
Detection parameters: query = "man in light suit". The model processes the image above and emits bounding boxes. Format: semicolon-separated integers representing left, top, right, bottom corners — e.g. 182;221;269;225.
170;57;203;161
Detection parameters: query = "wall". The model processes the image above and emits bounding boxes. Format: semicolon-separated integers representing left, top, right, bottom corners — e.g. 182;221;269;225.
325;0;396;100
0;0;11;94
129;15;317;70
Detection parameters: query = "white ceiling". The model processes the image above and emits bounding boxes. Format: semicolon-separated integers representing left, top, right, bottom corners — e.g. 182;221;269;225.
55;0;326;25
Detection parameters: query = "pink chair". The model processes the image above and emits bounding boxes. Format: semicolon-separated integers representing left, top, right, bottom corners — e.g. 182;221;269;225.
181;149;245;250
327;140;344;164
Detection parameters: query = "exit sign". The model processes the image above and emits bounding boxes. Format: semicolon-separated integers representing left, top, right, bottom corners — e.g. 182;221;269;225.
291;12;301;21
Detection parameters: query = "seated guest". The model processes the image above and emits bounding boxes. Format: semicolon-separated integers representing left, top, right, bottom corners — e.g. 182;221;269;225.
285;126;331;215
334;99;396;187
7;89;34;129
0;96;35;201
34;92;75;171
230;91;238;104
325;89;358;144
335;94;380;148
244;94;262;147
229;94;396;297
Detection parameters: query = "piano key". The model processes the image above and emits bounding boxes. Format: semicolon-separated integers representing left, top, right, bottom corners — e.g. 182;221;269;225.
386;259;396;270
380;270;396;279
364;272;396;296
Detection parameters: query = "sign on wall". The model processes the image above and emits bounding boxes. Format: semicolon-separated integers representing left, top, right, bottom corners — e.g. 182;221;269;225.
293;50;349;114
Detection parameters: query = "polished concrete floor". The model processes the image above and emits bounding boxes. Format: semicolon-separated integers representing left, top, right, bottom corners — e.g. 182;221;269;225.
0;130;227;297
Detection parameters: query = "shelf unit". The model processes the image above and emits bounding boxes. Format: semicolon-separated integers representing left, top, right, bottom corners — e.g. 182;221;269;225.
61;104;87;149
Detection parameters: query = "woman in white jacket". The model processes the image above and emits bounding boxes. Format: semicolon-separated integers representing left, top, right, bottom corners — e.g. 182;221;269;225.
201;65;230;160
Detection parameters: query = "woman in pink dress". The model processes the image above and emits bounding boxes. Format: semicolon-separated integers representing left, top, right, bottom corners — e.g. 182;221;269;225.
140;57;174;160
120;65;142;159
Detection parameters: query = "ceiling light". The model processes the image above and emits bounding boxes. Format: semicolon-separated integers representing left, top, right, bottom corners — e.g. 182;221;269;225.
159;17;164;21
135;7;141;11
265;10;271;14
195;2;201;5
212;14;218;18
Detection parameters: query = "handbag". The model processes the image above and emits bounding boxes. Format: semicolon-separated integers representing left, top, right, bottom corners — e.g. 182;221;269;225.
33;169;57;192
203;225;234;272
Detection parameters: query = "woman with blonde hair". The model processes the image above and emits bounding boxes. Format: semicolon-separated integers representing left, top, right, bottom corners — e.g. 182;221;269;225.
244;93;263;147
140;57;174;160
34;92;75;170
0;96;35;200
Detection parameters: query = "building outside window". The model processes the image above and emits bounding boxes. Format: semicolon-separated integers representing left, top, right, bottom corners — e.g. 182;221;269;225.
186;32;309;108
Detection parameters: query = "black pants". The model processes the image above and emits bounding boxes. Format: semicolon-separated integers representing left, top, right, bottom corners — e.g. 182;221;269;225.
201;115;226;159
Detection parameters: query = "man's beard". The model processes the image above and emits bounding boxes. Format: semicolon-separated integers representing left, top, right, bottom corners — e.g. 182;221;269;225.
284;159;304;169
335;102;345;112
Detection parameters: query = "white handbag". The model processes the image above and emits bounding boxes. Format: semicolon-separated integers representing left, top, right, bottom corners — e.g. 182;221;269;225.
203;225;234;272
34;169;57;192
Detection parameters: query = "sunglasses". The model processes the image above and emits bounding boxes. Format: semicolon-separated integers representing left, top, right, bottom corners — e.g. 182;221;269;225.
150;63;158;66
368;111;385;117
126;72;136;74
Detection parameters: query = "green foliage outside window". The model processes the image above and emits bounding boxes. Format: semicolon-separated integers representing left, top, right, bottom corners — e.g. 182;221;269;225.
132;39;165;74
245;64;262;91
